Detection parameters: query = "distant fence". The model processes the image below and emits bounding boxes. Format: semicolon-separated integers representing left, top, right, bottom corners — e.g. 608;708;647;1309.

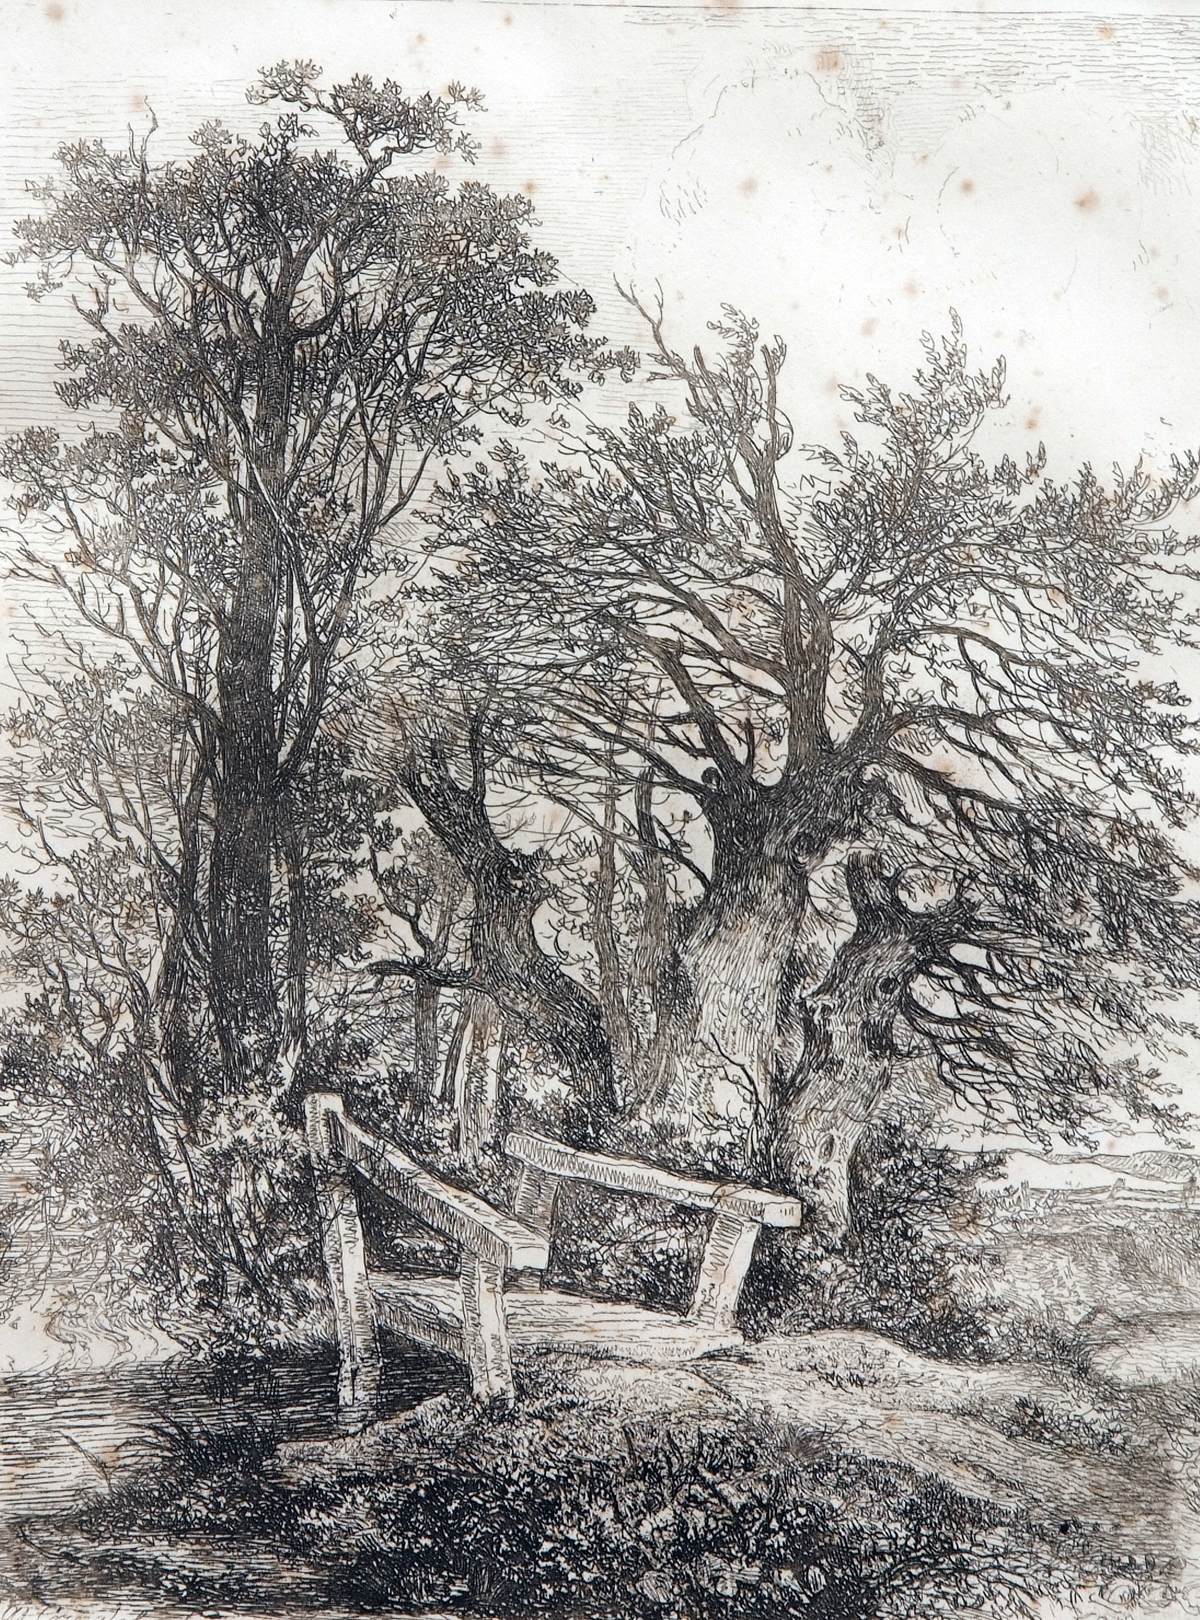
994;1180;1200;1220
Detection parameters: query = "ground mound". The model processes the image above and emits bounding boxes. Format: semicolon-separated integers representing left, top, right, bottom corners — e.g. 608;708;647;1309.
9;1329;1193;1619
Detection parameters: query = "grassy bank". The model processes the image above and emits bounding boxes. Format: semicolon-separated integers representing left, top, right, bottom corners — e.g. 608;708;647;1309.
9;1334;1190;1620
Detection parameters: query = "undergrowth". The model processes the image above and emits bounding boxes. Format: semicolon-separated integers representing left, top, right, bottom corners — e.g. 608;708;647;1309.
742;1125;1001;1360
57;1383;1149;1620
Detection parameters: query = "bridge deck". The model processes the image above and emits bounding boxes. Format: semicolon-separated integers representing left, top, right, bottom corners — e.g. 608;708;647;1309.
371;1273;743;1365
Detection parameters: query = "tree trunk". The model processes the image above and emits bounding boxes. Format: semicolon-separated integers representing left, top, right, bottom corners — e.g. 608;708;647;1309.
767;854;934;1233
592;781;635;1105
209;750;277;1094
452;991;504;1165
155;929;203;1126
208;318;292;1096
404;742;618;1142
279;800;310;1097
413;980;442;1096
649;819;811;1151
469;845;616;1140
769;1010;894;1235
628;771;671;1074
441;995;468;1103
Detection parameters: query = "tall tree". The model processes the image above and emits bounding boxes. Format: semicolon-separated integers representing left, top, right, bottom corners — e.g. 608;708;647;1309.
412;305;1200;1222
0;69;631;1327
2;62;626;1103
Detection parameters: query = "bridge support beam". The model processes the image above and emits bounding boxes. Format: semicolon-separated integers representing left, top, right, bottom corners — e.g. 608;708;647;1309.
306;1092;382;1429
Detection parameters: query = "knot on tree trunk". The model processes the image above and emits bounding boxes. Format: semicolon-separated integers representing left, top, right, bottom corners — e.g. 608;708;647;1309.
769;852;975;1233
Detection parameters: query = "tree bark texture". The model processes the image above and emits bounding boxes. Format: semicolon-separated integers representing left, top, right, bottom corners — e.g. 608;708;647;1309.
452;991;505;1165
767;854;943;1231
208;323;292;1095
650;780;813;1139
413;980;442;1098
592;783;636;1104
404;743;618;1140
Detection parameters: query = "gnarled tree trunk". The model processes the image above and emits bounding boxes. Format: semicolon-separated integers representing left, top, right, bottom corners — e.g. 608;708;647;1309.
654;874;806;1126
591;777;636;1106
403;736;618;1142
647;780;813;1148
767;854;949;1232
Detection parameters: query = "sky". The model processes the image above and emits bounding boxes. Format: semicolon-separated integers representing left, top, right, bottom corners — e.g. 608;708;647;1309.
4;0;1200;1146
6;0;1200;468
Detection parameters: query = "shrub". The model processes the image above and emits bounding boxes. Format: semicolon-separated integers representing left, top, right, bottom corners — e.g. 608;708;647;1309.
741;1124;1002;1360
543;1180;709;1316
0;1027;327;1355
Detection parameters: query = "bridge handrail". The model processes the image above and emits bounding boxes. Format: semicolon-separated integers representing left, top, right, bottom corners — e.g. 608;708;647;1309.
306;1092;549;1272
503;1130;806;1227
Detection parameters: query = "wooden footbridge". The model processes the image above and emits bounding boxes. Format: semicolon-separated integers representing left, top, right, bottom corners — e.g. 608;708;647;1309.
305;1093;805;1422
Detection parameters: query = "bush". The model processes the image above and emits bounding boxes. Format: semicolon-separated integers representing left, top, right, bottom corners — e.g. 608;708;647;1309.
544;1180;709;1316
740;1124;1002;1360
0;1027;327;1355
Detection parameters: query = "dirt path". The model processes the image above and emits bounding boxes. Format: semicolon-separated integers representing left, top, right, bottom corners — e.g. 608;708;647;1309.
697;1333;1200;1574
520;1329;1200;1571
5;1330;1199;1616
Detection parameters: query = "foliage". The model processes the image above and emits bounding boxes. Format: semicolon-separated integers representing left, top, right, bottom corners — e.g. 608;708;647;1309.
371;302;1200;1214
741;1124;1003;1360
0;62;629;1331
3;58;1200;1355
0;1024;325;1348
62;1384;1132;1620
545;1180;709;1318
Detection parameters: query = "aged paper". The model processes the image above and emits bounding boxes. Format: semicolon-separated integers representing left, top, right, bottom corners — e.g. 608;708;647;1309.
1;3;1199;1616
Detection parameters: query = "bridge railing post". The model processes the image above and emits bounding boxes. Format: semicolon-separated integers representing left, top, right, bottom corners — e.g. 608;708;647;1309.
688;1208;762;1336
460;1253;515;1404
305;1091;382;1429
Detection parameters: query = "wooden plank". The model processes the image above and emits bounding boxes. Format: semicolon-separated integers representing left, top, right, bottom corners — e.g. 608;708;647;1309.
372;1279;744;1367
330;1110;549;1271
509;1164;557;1291
461;1254;515;1402
503;1289;742;1362
305;1094;382;1425
689;1210;761;1334
513;1162;559;1231
504;1131;805;1227
371;1273;465;1361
